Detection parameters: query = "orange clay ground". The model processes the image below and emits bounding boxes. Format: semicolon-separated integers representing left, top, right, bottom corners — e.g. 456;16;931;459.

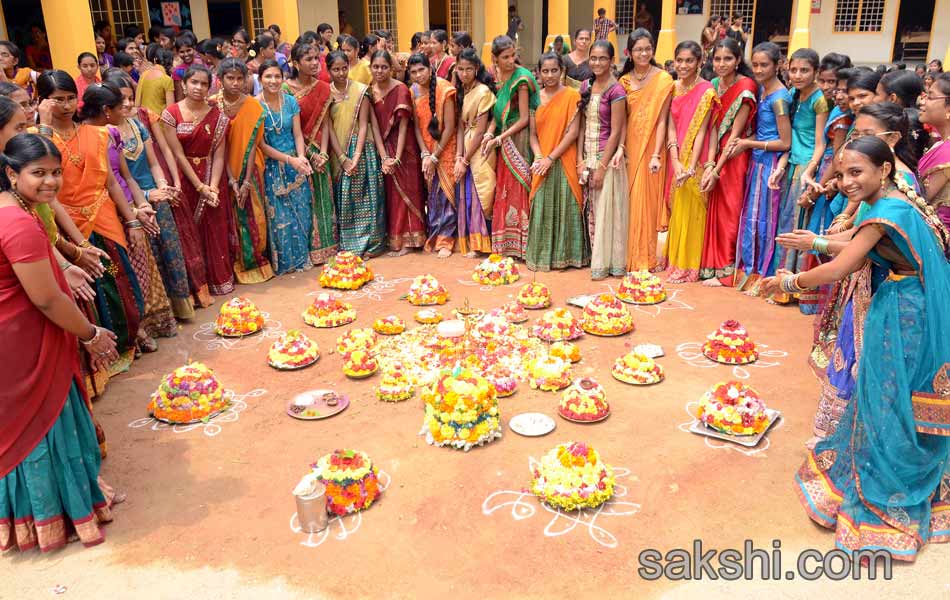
6;252;950;599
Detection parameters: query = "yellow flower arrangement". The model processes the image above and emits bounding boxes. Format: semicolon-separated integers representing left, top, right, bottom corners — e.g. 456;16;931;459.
421;368;502;450
531;442;615;511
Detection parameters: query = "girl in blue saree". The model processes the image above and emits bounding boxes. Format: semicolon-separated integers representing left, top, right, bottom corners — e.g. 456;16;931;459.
764;136;950;561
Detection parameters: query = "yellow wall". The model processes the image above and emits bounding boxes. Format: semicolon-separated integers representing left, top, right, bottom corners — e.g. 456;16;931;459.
262;0;300;44
396;0;427;52
41;0;97;71
481;0;508;63
191;0;212;40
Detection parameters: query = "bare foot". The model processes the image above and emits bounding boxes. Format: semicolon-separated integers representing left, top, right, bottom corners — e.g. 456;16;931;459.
805;436;822;450
112;490;128;505
463;251;478;258
437;248;452;259
701;278;722;287
387;248;410;258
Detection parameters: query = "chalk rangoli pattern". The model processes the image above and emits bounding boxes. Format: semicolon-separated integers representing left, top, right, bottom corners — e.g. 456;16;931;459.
677;400;783;456
290;470;392;548
127;388;265;436
192;313;284;350
675;341;787;379
307;275;417;302
482;458;641;549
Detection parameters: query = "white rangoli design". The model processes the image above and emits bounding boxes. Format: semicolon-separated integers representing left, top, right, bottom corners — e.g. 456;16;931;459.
127;388;265;437
675;341;787;379
677;400;784;456
192;313;284;350
307;275;417;302
482;459;641;549
289;470;392;548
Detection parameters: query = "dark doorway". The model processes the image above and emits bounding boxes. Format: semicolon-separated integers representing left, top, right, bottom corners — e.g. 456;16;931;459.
753;0;792;50
893;0;935;63
2;0;47;57
634;0;661;41
207;2;245;38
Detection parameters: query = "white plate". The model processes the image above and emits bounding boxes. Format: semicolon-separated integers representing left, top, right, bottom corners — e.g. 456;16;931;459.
634;344;665;358
566;294;600;308
508;412;557;437
688;408;782;447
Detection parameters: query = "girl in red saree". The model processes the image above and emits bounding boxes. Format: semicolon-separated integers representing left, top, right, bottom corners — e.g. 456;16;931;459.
698;38;757;287
1;134;119;553
161;65;234;298
369;50;425;255
285;42;338;264
429;30;456;80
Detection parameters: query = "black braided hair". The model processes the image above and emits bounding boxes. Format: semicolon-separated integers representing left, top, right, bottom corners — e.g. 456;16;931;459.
578;40;614;114
407;53;440;139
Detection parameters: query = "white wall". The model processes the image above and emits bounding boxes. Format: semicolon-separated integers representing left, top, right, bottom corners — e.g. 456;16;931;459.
801;0;900;65
297;0;338;34
930;0;950;65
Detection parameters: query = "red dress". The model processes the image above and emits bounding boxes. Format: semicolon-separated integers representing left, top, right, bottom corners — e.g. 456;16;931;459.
372;82;426;251
161;103;235;296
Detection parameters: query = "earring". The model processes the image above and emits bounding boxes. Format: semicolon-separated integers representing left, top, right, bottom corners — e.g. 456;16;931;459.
880;176;888;192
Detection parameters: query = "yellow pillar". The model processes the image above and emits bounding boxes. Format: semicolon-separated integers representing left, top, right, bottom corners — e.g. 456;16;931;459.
191;0;212;41
544;0;570;53
40;0;96;71
482;0;508;64
655;0;676;63
788;0;811;57
262;0;300;46
944;44;950;71
395;0;426;53
592;1;618;61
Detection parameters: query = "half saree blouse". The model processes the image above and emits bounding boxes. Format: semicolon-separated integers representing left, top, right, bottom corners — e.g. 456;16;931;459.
291;80;338;264
735;86;792;291
920;139;950;229
456;82;496;255
620;69;674;272
665;81;715;283
52;124;142;390
526;86;589;271
797;195;950;561
221;97;275;283
0;209;114;552
372;81;425;252
121;116;194;321
161;104;235;297
582;80;628;280
413;78;458;253
491;66;540;258
699;76;757;286
432;54;455;80
330;81;386;257
106;125;176;340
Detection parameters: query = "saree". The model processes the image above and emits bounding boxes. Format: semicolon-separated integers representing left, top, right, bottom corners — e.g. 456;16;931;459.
106;125;176;340
261;93;315;274
456;82;495;255
665;81;715;283
526;86;589;271
796;195;950;561
348;59;372;85
413;78;458;253
222;97;275;283
432;54;455;80
161;103;235;296
583;81;629;280
735;86;792;291
491;66;540;258
121;115;194;321
373;82;426;252
0;209;113;552
920;140;950;229
330;81;386;257
291;80;339;264
52;124;141;385
620;69;674;272
699;76;757;286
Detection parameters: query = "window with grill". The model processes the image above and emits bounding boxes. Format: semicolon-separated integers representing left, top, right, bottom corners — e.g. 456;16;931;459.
88;0;111;30
449;0;473;37
833;0;886;32
617;0;634;34
249;0;264;37
367;0;398;51
109;0;145;38
708;0;754;25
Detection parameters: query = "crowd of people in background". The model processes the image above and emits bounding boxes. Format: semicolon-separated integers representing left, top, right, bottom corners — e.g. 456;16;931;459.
2;16;950;562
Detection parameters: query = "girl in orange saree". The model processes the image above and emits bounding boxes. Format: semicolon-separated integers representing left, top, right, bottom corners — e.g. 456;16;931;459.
285;42;338;264
216;58;274;284
618;29;673;273
408;53;458;257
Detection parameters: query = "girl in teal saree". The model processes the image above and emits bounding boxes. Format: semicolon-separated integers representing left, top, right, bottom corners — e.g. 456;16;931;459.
763;136;950;561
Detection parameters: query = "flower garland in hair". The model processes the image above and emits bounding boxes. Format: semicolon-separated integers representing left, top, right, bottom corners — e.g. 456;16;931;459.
892;175;950;251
